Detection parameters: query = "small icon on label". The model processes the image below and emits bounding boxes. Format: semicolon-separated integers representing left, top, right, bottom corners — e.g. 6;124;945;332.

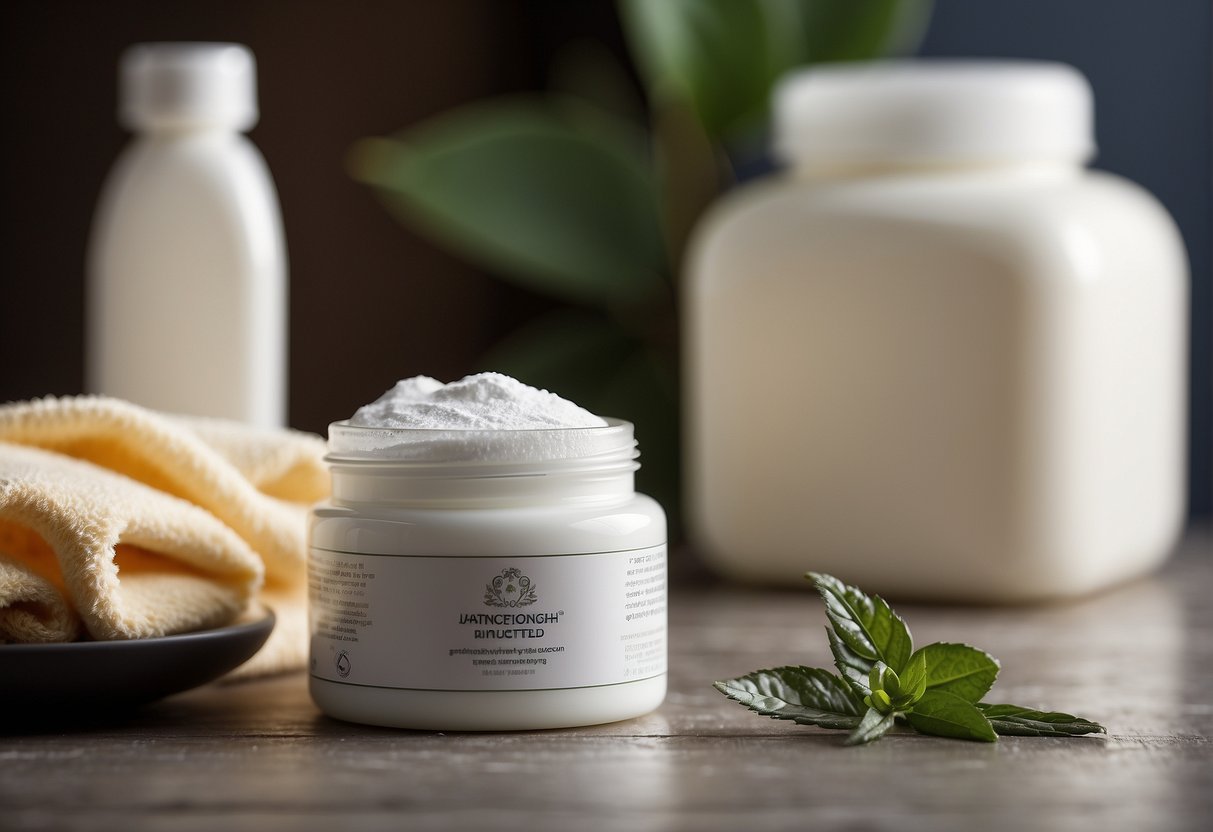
335;650;352;678
484;566;539;608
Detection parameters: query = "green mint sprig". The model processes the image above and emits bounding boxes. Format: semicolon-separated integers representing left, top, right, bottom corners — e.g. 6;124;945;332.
713;572;1105;746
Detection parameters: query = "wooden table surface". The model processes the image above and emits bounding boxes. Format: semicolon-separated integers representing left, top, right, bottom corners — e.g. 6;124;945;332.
3;532;1212;832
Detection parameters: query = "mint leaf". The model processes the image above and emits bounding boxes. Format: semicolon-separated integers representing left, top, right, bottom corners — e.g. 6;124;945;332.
978;704;1106;737
905;689;998;742
808;572;913;674
897;648;928;704
869;661;897;698
918;642;999;703
846;707;896;746
713;666;864;730
717;573;1103;746
826;626;875;696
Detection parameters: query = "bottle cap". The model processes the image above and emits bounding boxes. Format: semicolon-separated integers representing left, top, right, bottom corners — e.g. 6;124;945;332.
774;60;1095;170
119;42;258;132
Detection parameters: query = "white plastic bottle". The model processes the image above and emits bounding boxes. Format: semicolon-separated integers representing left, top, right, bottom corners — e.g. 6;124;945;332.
685;61;1187;602
87;43;287;427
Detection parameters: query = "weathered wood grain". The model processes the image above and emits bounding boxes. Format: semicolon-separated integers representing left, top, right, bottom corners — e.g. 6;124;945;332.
2;531;1211;831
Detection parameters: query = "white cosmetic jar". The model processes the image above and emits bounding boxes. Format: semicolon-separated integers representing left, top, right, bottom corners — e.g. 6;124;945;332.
308;419;667;730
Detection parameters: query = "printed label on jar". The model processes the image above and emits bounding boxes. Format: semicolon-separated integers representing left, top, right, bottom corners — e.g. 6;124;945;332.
308;545;667;691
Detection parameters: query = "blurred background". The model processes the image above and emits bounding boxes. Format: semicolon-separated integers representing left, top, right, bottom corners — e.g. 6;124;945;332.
1;0;1209;521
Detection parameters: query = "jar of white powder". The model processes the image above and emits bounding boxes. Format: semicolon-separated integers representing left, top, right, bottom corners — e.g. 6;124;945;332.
308;374;667;730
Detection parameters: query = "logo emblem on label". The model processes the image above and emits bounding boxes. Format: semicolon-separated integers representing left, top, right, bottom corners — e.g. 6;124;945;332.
335;650;352;678
484;567;538;608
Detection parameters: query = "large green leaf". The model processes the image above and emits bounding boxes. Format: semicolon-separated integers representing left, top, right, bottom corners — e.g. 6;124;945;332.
620;0;934;138
619;0;778;137
764;0;934;65
351;99;666;307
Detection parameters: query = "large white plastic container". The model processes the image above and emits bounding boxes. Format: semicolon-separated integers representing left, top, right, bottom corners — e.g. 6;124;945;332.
685;61;1188;602
87;43;287;427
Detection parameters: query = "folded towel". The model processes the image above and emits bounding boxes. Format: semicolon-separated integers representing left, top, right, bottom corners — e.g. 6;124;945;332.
0;444;264;641
0;396;329;677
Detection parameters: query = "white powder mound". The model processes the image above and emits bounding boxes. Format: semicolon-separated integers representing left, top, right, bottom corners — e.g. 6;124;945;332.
349;373;608;431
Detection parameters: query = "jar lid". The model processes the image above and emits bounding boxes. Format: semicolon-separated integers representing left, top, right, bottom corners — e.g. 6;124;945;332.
773;60;1095;170
120;42;258;132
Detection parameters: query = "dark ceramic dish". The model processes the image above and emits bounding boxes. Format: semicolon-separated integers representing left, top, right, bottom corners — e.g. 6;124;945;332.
0;606;274;713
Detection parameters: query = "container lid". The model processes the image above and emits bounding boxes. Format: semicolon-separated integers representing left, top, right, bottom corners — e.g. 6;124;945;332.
120;42;258;132
773;60;1095;170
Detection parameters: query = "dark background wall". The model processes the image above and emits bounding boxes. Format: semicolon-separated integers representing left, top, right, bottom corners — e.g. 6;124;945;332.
1;0;1209;516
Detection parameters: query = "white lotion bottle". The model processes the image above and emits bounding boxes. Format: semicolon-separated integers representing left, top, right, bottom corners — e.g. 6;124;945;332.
685;61;1188;602
87;43;287;427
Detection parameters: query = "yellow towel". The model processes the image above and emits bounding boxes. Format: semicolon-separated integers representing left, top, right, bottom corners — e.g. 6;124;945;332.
0;395;329;677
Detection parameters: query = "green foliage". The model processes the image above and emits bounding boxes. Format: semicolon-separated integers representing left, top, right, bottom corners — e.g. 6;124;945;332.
905;690;998;742
619;0;779;138
808;571;913;682
619;0;934;139
353;2;934;537
978;704;1107;737
846;707;895;745
897;648;928;704
713;665;864;729
351;99;665;307
917;642;1000;703
865;653;926;713
715;573;1106;746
